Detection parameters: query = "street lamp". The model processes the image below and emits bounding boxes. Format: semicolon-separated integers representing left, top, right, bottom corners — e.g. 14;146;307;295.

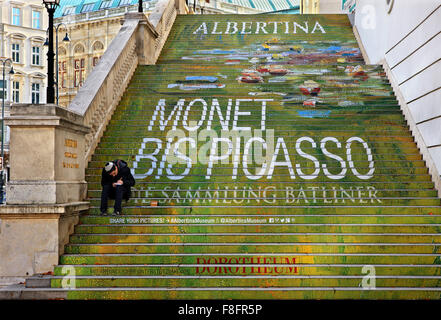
138;0;143;12
0;58;14;204
45;23;70;105
42;0;60;104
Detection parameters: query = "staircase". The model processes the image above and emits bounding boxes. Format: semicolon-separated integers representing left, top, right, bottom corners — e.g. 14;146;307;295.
50;14;441;299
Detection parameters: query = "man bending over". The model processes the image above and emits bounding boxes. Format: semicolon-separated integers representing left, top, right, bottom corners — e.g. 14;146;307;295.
100;159;135;216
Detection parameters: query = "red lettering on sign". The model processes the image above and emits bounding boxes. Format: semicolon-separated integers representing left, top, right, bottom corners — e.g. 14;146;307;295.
195;256;299;275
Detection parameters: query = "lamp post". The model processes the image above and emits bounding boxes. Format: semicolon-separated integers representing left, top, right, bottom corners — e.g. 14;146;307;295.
138;0;143;12
199;0;204;14
43;0;60;104
45;23;70;105
0;58;14;204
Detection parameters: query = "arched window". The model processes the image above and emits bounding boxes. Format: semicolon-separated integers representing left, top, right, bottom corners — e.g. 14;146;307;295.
74;43;85;54
73;43;86;87
92;41;104;67
92;41;104;51
59;47;67;56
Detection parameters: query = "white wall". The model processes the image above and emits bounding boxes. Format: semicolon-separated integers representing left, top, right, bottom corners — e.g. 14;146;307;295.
355;0;441;178
319;0;343;13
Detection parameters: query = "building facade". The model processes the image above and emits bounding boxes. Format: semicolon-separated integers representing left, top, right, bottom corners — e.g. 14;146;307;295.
300;0;347;14
54;0;156;107
318;0;344;13
0;0;48;106
300;0;319;13
0;0;49;160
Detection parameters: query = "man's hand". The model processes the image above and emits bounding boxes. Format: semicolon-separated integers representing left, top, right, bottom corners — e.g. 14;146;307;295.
113;179;123;187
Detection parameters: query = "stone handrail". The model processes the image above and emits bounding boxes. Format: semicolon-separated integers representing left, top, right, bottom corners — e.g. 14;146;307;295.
149;0;180;62
67;0;187;164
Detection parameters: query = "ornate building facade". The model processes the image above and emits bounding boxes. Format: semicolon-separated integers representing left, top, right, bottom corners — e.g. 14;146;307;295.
0;0;48;105
54;0;156;107
0;0;48;159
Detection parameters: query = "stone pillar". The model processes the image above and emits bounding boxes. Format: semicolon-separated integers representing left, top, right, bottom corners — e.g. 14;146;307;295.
6;104;88;204
124;12;159;65
175;0;188;14
0;104;90;286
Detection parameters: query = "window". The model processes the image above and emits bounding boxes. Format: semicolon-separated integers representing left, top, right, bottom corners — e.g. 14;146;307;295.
32;10;41;29
81;3;96;12
12;7;21;26
32;46;40;65
12;44;20;63
59;61;67;88
0;80;7;100
100;0;113;9
12;81;19;103
63;6;76;16
119;0;132;6
74;59;85;87
31;83;40;104
93;56;101;67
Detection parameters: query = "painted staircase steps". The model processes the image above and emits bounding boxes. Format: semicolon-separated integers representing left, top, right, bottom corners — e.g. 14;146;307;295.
44;14;441;299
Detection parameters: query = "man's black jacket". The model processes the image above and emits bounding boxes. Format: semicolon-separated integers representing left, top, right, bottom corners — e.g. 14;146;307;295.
101;159;136;189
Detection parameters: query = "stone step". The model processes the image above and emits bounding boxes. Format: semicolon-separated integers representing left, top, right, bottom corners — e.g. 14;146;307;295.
124;84;394;91
85;183;436;193
126;72;389;79
63;242;441;255
130;76;390;84
87;175;431;184
33;287;441;300
57;254;441;267
91;153;423;163
92;145;420;155
67;233;441;244
60;242;440;255
133;63;378;68
138;62;384;70
52;264;441;277
116;100;399;108
86;206;441;215
7;285;441;300
103;121;406;129
108;112;405;119
98;134;415;142
86;167;430;178
87;199;441;208
48;275;441;289
128;75;391;84
103;118;407;126
98;126;412;134
73;224;441;235
87;167;430;177
111;110;403;119
129;69;388;77
78;214;441;225
87;189;436;200
91;140;419;148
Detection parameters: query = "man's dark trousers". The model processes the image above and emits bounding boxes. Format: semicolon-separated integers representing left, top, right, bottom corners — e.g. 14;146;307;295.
100;184;130;213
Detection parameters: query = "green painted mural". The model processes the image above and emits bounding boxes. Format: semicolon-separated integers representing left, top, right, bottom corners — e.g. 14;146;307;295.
52;14;441;299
